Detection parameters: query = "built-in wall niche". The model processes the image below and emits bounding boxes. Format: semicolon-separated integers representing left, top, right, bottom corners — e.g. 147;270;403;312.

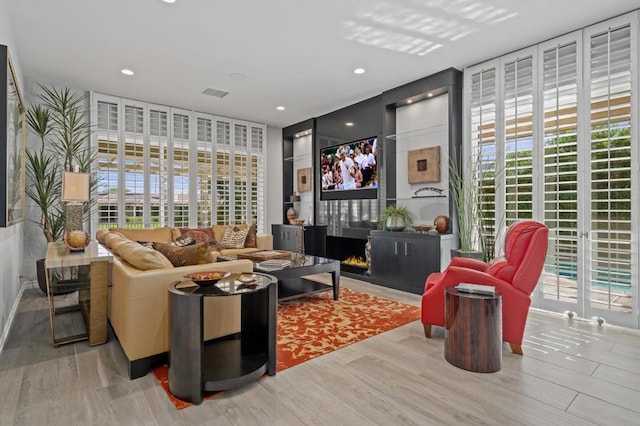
389;94;449;227
289;132;313;224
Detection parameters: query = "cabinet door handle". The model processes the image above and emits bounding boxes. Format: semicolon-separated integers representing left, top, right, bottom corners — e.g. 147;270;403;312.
394;241;400;255
404;242;410;256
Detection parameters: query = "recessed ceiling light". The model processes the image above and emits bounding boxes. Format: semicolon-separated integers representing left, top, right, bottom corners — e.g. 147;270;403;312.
163;0;176;3
121;69;134;76
427;93;433;98
345;122;354;126
353;68;365;75
407;99;413;104
276;106;285;111
228;72;247;80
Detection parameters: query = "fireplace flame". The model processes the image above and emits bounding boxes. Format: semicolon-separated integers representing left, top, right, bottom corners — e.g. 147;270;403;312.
343;256;367;268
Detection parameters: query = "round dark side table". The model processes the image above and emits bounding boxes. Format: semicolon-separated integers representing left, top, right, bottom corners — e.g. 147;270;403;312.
168;272;277;404
444;286;502;373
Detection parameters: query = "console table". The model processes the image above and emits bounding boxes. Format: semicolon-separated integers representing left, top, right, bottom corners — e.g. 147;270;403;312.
168;273;277;404
370;231;458;294
272;224;327;256
44;241;112;347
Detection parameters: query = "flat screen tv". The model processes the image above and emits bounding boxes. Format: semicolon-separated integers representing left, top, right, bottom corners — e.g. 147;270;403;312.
320;136;378;201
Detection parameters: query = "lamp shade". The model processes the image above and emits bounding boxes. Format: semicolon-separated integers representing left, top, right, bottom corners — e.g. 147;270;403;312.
62;171;90;202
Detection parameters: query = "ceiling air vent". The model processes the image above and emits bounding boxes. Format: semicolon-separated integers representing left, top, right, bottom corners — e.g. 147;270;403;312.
202;88;229;98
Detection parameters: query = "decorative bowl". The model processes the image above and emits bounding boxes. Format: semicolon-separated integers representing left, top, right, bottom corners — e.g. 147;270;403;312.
413;224;433;233
184;271;231;287
64;230;91;251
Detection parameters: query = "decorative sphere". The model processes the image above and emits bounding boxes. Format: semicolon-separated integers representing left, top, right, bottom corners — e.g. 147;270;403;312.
67;230;89;248
434;215;450;234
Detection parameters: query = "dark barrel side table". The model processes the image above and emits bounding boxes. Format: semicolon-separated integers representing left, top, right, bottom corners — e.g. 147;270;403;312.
168;273;277;404
444;286;502;373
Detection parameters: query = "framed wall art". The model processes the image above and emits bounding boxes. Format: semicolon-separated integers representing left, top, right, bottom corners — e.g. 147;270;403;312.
408;146;440;184
297;167;312;192
0;44;26;227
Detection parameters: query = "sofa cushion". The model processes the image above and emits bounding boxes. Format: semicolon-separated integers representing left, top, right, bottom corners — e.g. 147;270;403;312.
244;223;257;248
153;241;214;267
211;225;229;243
109;227;179;243
220;226;250;249
117;241;174;270
110;237;131;255
96;230;108;244
103;231;126;249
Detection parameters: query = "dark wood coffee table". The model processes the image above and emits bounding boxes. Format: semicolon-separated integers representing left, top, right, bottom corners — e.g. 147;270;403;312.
219;252;340;301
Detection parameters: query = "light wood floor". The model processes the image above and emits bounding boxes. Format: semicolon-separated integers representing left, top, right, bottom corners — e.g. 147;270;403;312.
1;276;639;425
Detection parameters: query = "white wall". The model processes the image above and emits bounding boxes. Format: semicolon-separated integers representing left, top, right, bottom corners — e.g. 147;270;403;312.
293;133;313;224
0;0;26;347
266;125;283;233
395;93;450;224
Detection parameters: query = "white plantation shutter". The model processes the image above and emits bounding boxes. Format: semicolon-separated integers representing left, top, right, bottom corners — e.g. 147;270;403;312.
251;125;265;233
469;66;498;257
463;12;638;326
149;108;169;227
216;119;231;225
234;123;248;224
171;111;191;227
588;24;633;313
92;94;266;236
96;100;119;229
123;105;145;228
503;55;534;224
541;40;580;304
196;116;213;227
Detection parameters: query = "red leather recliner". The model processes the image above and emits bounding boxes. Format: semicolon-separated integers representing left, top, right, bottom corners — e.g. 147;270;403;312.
421;220;549;355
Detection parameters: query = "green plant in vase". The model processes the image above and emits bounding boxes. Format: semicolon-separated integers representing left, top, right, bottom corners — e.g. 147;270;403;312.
380;204;415;231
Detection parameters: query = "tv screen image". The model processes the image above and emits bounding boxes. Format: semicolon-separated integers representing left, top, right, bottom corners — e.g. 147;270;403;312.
320;136;378;200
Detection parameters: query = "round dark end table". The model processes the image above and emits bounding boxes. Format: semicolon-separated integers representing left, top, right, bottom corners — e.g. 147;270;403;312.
168;272;277;404
444;286;502;373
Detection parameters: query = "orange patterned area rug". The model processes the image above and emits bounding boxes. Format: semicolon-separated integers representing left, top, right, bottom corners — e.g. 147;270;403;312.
153;287;421;409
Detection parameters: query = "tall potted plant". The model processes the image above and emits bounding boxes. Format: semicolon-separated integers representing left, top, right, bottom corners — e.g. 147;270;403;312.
449;150;484;260
26;85;95;292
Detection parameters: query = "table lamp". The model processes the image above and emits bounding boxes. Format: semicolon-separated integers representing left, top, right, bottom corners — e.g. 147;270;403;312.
62;171;90;252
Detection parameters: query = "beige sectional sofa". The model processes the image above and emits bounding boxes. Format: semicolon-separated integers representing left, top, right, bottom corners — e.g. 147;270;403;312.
96;225;273;379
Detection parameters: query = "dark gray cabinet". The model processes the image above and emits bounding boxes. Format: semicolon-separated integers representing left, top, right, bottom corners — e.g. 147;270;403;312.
370;231;442;295
272;224;327;257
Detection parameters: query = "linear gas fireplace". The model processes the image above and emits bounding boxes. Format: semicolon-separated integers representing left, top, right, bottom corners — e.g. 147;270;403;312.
326;235;369;280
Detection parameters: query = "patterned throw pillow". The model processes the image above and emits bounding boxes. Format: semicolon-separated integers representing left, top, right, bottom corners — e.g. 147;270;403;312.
244;223;257;248
178;230;216;247
152;242;213;267
139;238;195;249
178;227;216;241
220;226;250;249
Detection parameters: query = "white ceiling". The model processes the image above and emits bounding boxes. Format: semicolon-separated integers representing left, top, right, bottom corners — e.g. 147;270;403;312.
5;0;640;128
